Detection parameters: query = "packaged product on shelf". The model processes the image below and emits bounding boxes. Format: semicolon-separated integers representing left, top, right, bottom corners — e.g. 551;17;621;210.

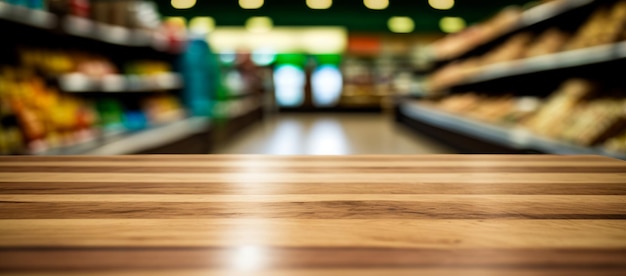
124;60;170;75
436;93;480;114
565;1;626;51
435;93;538;125
524;79;597;137
524;28;569;58
48;0;89;17
428;32;534;92
45;0;66;15
604;130;626;153
564;7;607;50
20;48;73;76
432;6;522;60
75;53;117;78
109;0;130;27
468;96;515;123
557;98;625;146
161;17;187;54
70;0;89;17
19;0;45;9
90;0;160;29
90;0;108;23
0;93;23;154
122;110;147;131
19;48;117;78
142;95;185;125
48;95;97;146
0;66;100;153
0;126;23;154
96;99;124;130
480;32;533;65
427;58;481;93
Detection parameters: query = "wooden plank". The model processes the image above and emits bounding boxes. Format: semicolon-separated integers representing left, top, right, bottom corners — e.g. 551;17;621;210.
4;268;626;276
2;181;625;195
0;195;623;219
2;172;625;183
2;194;625;203
0;160;623;167
0;154;618;163
1;219;624;248
0;247;624;271
1;165;625;173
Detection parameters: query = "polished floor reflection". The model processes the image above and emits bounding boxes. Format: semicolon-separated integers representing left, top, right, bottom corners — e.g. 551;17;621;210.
215;113;455;154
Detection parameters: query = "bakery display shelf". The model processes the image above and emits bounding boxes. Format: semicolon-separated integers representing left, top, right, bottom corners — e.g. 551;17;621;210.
32;117;210;155
432;0;595;68
59;72;183;93
398;101;626;159
443;41;625;92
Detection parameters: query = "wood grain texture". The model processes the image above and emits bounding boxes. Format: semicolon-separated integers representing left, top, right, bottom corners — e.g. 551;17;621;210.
0;155;625;275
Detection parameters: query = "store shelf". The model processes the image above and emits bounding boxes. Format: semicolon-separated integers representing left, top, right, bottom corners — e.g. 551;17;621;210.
33;117;210;155
398;100;626;159
59;72;183;92
442;41;625;92
0;3;173;53
0;2;57;29
432;0;595;68
62;16;154;47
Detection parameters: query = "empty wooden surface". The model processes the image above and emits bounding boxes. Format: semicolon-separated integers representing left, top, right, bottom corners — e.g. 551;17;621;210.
0;155;625;275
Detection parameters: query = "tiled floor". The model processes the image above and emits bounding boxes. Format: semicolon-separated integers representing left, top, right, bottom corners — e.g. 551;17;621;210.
214;113;455;154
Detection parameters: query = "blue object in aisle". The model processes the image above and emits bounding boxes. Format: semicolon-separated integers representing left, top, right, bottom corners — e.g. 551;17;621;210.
179;36;220;117
8;0;28;7
27;0;44;9
123;111;148;131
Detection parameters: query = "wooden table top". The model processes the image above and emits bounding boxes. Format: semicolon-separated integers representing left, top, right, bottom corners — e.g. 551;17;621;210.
0;155;625;275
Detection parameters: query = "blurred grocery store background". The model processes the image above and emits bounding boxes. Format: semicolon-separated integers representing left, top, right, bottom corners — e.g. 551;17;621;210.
0;0;624;157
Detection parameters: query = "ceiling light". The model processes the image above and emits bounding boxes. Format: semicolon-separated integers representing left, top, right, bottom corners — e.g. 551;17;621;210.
189;17;215;35
387;16;414;33
364;0;388;10
307;0;332;10
439;16;465;33
429;0;454;10
239;0;263;9
246;17;273;33
171;0;196;9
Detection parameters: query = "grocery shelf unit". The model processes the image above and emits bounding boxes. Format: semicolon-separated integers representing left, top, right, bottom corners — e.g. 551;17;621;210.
0;2;214;154
398;0;626;159
38;117;211;155
443;42;626;94
395;100;626;159
430;0;597;71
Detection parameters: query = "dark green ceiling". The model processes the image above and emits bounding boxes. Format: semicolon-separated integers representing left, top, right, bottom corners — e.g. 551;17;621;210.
157;0;533;33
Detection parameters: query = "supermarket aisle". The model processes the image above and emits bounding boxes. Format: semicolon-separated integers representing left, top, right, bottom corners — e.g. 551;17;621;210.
214;113;455;154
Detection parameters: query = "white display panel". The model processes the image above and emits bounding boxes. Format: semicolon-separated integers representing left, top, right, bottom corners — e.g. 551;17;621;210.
311;65;343;107
273;64;306;107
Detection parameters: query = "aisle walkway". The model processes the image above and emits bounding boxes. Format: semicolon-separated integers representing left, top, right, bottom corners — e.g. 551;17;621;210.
214;113;455;154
